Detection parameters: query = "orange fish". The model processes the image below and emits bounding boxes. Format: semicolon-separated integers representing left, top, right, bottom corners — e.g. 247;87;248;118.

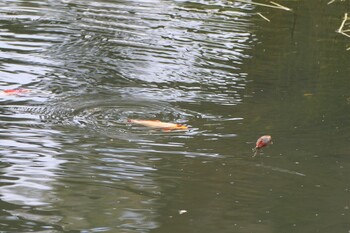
2;89;31;95
128;119;188;131
253;135;272;157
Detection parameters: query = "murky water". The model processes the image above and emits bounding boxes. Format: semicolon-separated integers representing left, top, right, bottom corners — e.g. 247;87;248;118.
0;0;350;232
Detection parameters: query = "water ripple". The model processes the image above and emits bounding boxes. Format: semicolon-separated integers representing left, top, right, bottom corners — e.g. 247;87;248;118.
0;0;256;232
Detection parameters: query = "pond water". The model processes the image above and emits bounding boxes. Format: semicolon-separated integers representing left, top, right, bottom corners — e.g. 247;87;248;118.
0;0;350;232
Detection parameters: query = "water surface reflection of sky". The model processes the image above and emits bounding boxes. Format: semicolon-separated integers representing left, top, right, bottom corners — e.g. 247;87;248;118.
0;0;264;232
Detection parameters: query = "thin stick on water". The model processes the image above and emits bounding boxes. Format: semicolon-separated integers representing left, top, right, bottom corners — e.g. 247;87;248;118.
337;13;348;32
257;12;271;22
327;0;336;5
270;1;292;11
235;0;292;12
339;32;350;38
337;13;350;38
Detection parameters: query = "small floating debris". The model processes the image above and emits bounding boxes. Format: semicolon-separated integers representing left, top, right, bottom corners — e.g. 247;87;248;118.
1;88;31;95
303;93;313;97
270;1;292;11
235;0;292;12
327;0;346;5
253;135;272;157
337;13;350;38
257;13;271;22
128;119;188;131
178;210;187;215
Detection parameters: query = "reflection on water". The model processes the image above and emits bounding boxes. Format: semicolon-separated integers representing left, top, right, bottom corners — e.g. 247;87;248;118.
0;0;253;231
0;112;65;231
1;0;350;232
0;148;63;206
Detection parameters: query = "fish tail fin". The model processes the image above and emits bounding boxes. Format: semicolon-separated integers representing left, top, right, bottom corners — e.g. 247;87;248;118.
252;147;259;157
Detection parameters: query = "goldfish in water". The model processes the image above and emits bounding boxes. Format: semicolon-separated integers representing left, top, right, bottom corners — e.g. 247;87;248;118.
253;135;272;157
127;119;188;131
2;89;31;95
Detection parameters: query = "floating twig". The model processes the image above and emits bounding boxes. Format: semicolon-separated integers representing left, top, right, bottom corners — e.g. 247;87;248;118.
328;0;347;4
235;0;292;12
337;13;350;38
337;13;348;32
257;12;271;22
270;1;292;11
338;32;350;38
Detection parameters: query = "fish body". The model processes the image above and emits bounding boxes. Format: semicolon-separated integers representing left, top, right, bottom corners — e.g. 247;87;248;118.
2;89;30;95
255;135;272;149
253;135;272;157
128;119;188;131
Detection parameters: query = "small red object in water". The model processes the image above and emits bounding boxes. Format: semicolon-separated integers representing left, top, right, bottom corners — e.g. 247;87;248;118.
253;135;272;157
255;135;272;149
2;89;30;95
